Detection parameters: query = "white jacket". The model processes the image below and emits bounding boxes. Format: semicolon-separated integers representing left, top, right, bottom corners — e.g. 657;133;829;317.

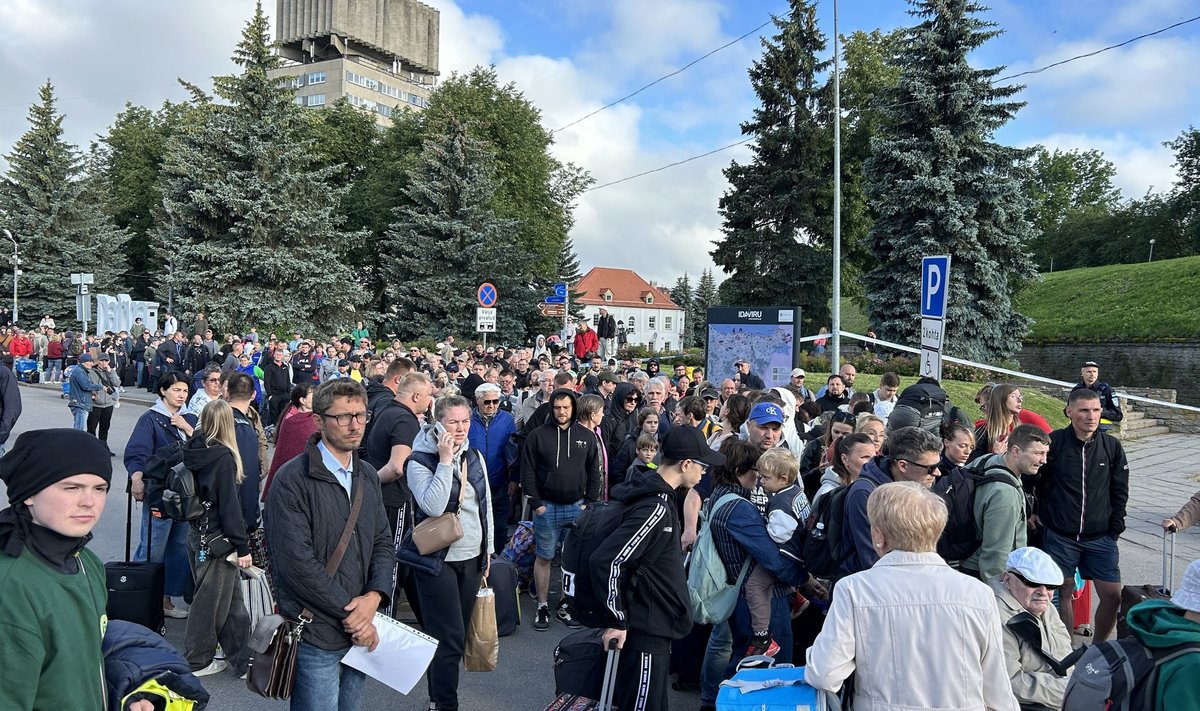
805;551;1019;711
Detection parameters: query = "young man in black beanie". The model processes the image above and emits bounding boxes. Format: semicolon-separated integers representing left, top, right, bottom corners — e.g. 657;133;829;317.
0;428;151;710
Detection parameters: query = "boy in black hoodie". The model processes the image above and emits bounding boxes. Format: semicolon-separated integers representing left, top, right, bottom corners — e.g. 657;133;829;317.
520;387;603;630
592;426;726;711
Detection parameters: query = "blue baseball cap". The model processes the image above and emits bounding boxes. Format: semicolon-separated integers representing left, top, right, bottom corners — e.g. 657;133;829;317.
748;402;784;426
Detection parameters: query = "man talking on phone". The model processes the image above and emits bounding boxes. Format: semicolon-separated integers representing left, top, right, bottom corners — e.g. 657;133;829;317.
520;387;603;631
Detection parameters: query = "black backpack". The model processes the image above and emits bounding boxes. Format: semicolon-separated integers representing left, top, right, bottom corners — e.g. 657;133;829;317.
142;440;205;522
933;457;1020;562
559;500;628;629
1063;637;1200;710
803;483;860;579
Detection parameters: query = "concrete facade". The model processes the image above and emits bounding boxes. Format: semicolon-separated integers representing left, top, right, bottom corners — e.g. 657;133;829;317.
270;0;439;126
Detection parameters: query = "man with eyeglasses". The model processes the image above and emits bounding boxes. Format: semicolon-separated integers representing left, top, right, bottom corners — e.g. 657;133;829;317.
988;547;1072;710
842;427;943;576
266;379;395;711
470;383;517;553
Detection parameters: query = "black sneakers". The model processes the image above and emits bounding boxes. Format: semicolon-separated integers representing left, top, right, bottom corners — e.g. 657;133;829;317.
556;602;583;629
534;605;551;631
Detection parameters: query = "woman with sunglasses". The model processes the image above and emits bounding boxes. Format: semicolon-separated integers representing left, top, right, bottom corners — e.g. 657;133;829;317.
806;482;1016;710
601;381;643;456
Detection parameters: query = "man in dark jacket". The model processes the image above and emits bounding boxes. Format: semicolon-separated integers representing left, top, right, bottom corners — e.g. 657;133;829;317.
815;374;850;413
1035;387;1129;641
291;341;317;384
184;335;210;378
0;360;21;455
735;359;766;391
594;426;724;711
265;379;394;710
470;383;517;553
596;307;617;361
1072;360;1123;429
261;347;292;428
521;387;603;630
841;427;943;576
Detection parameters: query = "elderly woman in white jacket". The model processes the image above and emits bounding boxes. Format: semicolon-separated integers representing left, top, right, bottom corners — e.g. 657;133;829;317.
805;482;1019;711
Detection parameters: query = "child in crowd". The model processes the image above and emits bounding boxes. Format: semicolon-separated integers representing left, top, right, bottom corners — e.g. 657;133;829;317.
626;433;659;481
744;448;811;659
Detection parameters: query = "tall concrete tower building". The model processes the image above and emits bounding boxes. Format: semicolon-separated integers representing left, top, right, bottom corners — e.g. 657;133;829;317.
268;0;441;125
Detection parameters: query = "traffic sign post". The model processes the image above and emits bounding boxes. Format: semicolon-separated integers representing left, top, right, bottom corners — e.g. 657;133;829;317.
476;307;496;333
71;272;94;336
918;256;951;380
477;283;498;308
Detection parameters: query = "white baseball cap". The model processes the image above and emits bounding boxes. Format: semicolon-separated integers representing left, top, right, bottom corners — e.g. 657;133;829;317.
791;368;806;378
1006;547;1064;587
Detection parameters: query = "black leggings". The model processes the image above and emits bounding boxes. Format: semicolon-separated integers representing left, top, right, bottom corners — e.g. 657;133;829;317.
414;556;482;711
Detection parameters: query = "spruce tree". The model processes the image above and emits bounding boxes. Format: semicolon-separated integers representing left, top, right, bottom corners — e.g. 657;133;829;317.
693;268;718;342
864;0;1037;361
712;0;833;324
154;3;365;333
0;81;128;323
383;120;521;341
670;273;694;348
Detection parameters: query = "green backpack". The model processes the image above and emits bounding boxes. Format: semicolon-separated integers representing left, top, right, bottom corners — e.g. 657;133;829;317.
687;493;752;625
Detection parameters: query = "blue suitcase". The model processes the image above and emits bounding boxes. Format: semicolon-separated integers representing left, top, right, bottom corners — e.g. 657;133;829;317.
717;658;832;711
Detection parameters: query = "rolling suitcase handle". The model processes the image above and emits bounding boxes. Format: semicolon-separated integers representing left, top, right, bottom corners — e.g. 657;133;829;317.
597;638;621;711
124;487;151;563
1163;528;1175;592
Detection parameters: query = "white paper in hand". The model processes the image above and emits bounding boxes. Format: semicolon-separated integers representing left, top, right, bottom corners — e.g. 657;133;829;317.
341;613;438;694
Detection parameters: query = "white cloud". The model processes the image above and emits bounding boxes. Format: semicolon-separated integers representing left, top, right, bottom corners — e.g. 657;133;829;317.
424;0;504;75
1020;132;1179;198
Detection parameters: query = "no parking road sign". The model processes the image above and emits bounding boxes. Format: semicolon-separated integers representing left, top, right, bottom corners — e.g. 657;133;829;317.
477;283;498;308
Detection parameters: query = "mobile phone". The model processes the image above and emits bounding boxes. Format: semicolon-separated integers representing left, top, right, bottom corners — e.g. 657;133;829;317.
433;422;448;439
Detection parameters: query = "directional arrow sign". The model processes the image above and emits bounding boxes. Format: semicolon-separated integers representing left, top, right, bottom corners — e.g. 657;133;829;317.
537;303;565;316
543;295;565;304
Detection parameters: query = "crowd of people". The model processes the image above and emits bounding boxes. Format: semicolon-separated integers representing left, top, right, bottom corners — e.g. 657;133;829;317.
1;311;1199;711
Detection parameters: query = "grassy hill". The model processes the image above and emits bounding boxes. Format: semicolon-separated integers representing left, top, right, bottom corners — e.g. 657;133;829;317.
852;374;1068;431
1015;256;1200;342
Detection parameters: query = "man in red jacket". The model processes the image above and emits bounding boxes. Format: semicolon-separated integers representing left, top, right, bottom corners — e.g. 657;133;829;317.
8;329;33;360
573;319;599;359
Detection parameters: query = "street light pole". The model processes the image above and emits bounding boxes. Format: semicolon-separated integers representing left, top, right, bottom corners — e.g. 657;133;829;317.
2;229;18;325
830;0;842;374
1148;239;1156;263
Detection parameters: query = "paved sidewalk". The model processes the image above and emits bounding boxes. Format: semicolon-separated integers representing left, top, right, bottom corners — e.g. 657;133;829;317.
1120;433;1200;583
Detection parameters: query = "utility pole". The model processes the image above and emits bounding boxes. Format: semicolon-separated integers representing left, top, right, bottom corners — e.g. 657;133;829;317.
2;230;18;325
830;0;842;374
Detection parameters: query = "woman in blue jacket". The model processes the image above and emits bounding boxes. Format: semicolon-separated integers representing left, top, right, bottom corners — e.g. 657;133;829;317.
126;371;198;619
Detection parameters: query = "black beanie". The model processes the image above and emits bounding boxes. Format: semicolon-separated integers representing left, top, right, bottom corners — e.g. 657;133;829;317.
0;429;113;506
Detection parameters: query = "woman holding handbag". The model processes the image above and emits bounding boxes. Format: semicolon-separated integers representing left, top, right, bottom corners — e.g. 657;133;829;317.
181;400;253;677
399;394;494;711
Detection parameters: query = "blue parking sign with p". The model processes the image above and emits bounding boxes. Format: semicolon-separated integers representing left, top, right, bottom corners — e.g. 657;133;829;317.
920;256;951;319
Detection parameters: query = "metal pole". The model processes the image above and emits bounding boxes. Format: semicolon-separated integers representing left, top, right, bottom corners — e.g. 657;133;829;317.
3;230;16;324
1148;239;1155;263
830;0;842;374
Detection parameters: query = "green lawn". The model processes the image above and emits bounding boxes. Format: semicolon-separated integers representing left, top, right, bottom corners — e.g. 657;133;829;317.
853;373;1068;431
1015;255;1200;342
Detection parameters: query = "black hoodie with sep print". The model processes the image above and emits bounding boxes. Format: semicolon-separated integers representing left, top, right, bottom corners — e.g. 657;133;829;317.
520;388;603;509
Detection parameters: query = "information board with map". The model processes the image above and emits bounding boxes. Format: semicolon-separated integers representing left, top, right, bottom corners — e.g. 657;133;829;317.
705;307;802;389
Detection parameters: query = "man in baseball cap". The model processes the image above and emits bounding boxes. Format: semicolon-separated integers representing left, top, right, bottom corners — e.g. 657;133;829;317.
593;424;724;711
744;401;785;451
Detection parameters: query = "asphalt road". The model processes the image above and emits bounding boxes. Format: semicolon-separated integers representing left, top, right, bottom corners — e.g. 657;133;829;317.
1;382;1193;710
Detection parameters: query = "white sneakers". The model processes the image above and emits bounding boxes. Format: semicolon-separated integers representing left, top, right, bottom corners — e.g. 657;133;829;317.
193;659;228;677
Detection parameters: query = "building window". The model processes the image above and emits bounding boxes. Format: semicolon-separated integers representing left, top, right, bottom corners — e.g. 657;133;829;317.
645;295;654;304
306;94;326;107
603;292;612;301
294;96;304;105
665;316;673;330
648;316;656;330
627;317;636;332
307;71;326;85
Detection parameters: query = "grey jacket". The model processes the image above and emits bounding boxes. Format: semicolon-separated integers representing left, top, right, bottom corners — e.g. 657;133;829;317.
88;367;121;408
988;576;1073;710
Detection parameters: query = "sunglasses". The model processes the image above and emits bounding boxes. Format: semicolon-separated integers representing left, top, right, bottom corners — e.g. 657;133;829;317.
1010;572;1054;591
481;399;500;405
832;411;856;425
625;395;641;402
899;459;940;476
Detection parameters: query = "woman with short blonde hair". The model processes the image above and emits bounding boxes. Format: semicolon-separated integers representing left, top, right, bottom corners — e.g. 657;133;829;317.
806;482;1018;710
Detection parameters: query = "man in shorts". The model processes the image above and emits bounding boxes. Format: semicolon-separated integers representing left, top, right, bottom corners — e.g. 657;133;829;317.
1035;388;1129;640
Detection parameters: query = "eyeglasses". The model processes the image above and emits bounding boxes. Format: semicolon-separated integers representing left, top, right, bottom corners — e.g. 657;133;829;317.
1010;572;1054;591
900;459;940;476
318;411;372;426
204;377;221;383
481;399;500;405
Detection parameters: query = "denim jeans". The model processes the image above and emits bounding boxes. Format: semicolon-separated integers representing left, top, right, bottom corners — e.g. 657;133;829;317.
70;405;88;431
532;501;583;560
290;643;366;711
134;506;191;597
699;620;732;704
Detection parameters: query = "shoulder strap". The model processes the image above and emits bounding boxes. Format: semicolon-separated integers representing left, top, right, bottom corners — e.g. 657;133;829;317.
299;475;364;622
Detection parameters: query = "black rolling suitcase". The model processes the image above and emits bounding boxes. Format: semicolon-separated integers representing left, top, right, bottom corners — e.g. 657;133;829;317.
547;633;620;710
105;491;166;634
489;555;520;636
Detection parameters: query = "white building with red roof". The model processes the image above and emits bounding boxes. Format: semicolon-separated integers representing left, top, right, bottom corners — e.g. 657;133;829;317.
575;267;685;352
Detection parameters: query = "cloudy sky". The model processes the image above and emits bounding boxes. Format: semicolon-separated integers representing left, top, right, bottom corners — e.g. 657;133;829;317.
1;0;1197;288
